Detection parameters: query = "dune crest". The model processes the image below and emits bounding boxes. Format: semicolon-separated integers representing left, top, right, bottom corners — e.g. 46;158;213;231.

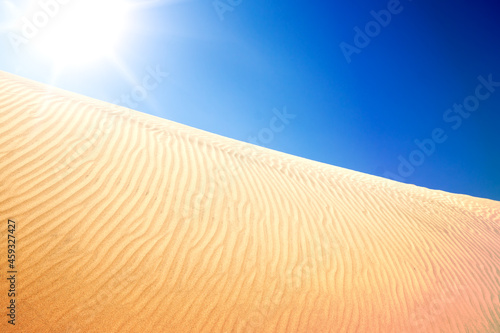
0;71;499;332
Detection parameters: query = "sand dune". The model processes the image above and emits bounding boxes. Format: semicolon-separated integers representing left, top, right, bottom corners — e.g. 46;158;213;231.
0;70;499;332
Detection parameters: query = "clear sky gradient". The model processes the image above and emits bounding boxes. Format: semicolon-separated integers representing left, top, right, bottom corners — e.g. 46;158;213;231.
1;0;499;200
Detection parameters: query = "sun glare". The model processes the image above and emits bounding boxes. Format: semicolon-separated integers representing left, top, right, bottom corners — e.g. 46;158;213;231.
33;0;130;67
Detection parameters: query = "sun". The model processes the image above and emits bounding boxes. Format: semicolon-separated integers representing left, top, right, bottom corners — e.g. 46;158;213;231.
33;0;131;67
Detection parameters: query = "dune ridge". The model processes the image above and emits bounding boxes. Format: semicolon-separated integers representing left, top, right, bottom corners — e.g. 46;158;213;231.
0;70;499;332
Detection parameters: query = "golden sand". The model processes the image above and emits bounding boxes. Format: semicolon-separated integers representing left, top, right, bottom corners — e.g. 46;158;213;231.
0;71;499;332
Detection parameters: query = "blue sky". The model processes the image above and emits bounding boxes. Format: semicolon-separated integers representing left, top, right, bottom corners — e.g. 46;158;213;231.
1;0;499;200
